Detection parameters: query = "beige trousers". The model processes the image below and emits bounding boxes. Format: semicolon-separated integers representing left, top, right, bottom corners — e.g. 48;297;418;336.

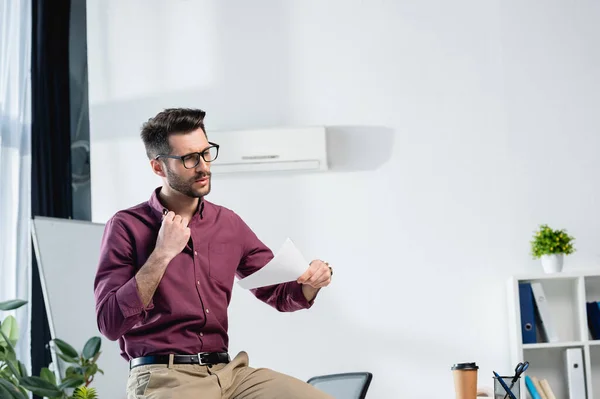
126;351;334;399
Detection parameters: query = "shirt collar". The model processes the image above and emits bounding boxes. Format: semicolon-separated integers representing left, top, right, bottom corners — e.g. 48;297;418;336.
148;186;205;219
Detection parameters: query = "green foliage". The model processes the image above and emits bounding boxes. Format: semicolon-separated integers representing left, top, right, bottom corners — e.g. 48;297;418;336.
530;224;576;258
0;299;103;399
0;316;19;347
72;386;98;399
0;301;28;312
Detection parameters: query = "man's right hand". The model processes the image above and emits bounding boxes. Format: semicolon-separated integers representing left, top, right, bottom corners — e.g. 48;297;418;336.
155;211;191;260
134;212;190;307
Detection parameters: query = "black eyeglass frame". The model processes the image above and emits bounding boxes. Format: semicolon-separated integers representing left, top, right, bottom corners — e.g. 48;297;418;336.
155;142;220;169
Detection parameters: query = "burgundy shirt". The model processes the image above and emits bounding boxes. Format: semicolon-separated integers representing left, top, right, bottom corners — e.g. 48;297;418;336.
94;187;314;360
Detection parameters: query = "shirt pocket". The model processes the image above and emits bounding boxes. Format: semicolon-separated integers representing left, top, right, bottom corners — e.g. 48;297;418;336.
208;242;242;287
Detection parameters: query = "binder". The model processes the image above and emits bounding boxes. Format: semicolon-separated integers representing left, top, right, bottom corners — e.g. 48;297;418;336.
565;347;587;399
586;302;600;340
530;282;559;342
519;283;537;344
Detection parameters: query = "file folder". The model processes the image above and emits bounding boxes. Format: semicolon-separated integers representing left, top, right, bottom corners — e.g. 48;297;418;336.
565;347;587;399
519;282;537;344
586;302;600;340
530;282;559;342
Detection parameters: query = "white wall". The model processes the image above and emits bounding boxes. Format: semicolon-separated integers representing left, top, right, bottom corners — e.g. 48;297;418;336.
86;1;600;397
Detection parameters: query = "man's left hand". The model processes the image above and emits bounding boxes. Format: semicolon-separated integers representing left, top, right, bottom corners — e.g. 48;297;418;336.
297;260;333;301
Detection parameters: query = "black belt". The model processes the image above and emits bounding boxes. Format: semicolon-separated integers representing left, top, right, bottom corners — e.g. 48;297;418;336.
130;352;230;369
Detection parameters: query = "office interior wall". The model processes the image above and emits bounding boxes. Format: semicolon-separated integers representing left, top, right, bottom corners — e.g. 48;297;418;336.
85;1;600;397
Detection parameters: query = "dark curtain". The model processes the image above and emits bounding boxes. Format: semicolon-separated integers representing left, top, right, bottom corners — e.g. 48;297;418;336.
31;0;72;391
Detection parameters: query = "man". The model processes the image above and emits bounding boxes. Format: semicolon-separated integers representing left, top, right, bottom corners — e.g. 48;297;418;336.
93;108;334;399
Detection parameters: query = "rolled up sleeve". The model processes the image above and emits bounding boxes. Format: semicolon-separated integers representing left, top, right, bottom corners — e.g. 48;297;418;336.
94;215;154;341
234;214;317;312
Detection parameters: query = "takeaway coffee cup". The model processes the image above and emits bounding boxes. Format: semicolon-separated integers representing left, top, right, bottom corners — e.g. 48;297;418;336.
451;362;479;399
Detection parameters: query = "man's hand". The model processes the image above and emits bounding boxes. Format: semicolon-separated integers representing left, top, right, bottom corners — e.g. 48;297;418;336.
297;259;333;301
155;211;191;261
135;212;191;307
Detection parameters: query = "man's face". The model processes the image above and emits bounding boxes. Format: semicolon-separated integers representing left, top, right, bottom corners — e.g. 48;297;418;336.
161;128;213;198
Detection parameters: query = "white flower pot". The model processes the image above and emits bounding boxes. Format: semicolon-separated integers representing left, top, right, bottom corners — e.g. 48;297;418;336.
541;254;564;273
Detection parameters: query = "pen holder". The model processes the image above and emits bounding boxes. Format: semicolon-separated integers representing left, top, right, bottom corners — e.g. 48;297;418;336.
493;376;520;399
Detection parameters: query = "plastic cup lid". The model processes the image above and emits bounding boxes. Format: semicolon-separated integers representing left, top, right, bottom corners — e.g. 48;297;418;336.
451;362;479;371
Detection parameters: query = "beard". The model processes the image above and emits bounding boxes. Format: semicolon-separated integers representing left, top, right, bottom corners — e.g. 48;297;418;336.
165;166;211;198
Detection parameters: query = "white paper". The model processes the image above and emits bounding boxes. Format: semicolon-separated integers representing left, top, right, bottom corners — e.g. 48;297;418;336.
237;238;309;290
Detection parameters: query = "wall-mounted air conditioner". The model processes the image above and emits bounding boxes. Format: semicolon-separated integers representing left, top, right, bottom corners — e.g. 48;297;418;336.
208;126;328;173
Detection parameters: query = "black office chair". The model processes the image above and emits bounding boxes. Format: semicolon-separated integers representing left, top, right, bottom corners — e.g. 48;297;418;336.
307;372;373;399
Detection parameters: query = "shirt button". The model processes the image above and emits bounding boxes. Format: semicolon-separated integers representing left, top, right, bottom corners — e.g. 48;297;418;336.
194;251;198;256
197;281;200;285
206;309;210;313
200;332;203;337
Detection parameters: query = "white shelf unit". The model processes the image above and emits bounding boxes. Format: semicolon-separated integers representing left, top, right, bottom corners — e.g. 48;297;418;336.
507;271;600;398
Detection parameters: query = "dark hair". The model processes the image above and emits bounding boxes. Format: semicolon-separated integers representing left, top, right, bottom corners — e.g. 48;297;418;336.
140;108;207;159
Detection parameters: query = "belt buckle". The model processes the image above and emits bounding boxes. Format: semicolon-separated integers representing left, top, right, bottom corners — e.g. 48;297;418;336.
196;352;208;365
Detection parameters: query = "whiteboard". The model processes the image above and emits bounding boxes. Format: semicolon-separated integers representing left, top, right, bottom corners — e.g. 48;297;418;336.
31;216;128;399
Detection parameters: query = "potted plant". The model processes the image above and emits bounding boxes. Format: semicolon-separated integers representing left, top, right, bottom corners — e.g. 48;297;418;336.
530;224;576;273
0;298;103;399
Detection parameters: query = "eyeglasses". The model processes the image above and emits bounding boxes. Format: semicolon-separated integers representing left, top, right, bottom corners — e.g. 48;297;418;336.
155;142;220;169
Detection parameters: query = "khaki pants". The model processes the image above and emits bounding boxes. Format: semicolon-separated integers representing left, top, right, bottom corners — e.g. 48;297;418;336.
126;351;334;399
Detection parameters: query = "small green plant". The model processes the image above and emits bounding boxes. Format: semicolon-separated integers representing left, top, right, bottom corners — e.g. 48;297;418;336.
72;386;98;399
530;224;576;258
0;299;102;399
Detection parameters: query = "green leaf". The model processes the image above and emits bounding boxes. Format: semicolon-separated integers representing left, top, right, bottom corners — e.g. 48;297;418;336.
0;378;28;399
82;337;101;360
0;332;15;358
4;359;20;379
65;366;82;377
57;376;85;390
0;301;27;312
0;317;18;347
52;339;79;359
40;367;56;386
72;386;98;399
86;363;98;378
18;376;62;398
16;362;26;378
3;351;16;365
0;373;10;385
57;353;79;364
90;351;102;365
0;383;16;399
